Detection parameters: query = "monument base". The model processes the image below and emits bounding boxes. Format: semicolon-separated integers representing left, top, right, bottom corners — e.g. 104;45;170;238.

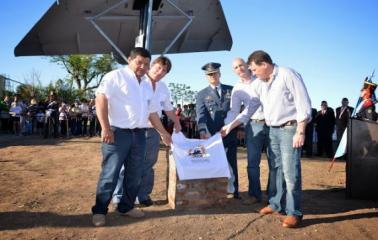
167;154;228;209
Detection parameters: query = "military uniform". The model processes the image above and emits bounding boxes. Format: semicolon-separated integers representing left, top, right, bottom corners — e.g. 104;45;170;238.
196;62;239;197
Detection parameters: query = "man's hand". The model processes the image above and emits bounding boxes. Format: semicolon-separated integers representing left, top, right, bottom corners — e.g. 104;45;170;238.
293;132;305;148
160;132;172;146
220;124;232;137
293;120;307;148
101;128;114;144
199;131;209;139
173;121;182;133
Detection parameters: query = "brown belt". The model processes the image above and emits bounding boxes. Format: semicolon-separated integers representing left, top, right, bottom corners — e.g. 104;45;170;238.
251;119;265;123
271;120;297;128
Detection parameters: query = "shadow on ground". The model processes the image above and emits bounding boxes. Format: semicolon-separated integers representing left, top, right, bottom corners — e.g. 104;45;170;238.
1;188;377;231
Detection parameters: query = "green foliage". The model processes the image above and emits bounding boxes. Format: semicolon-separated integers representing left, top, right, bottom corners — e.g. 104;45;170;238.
50;54;116;95
168;83;197;105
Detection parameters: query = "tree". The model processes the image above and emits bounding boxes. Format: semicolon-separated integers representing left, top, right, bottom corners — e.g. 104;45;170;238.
22;69;42;98
168;83;197;106
51;54;116;96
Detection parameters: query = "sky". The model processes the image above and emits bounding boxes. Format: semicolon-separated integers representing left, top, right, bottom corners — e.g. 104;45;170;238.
1;0;378;110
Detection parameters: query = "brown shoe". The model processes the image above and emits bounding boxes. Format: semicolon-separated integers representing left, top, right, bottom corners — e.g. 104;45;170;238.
259;206;275;215
282;216;302;228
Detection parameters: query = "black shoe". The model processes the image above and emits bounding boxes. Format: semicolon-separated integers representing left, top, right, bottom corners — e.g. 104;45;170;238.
233;193;241;199
139;198;153;207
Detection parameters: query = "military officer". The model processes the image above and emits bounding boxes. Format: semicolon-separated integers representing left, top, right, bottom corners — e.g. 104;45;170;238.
195;62;239;198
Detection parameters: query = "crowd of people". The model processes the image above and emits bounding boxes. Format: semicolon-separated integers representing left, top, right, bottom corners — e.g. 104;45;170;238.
0;91;363;159
0;93;101;138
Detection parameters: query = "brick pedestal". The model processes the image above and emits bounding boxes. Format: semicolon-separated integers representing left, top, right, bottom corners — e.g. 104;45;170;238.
167;153;228;209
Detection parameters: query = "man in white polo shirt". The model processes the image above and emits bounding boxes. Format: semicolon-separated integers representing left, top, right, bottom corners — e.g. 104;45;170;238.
222;50;312;228
91;48;171;227
112;56;181;207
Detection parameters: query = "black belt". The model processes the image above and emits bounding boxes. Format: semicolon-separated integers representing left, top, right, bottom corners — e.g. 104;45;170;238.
112;126;147;132
270;120;297;128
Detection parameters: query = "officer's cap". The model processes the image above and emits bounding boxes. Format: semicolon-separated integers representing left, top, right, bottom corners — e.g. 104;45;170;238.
202;62;221;74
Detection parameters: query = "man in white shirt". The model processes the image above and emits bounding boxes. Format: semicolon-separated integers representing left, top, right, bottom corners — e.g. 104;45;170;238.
91;48;172;227
225;58;269;204
222;50;312;228
112;56;181;207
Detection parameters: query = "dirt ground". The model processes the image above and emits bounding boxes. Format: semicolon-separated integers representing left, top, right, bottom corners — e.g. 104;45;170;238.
0;135;377;240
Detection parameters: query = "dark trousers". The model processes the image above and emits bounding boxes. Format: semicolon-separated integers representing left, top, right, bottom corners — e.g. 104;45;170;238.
89;118;96;137
82;117;88;136
336;126;346;145
223;130;238;197
60;120;68;137
303;125;314;157
44;116;59;138
317;132;333;158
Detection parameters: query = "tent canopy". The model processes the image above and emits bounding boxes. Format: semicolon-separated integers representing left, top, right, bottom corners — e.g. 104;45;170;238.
14;0;232;59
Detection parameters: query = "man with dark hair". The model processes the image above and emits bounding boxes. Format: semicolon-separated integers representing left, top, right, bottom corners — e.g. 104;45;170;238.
222;50;312;228
315;100;335;158
91;48;172;227
335;98;354;144
112;55;181;207
196;62;239;199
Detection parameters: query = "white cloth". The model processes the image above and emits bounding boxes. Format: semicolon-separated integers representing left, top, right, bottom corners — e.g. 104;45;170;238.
96;66;158;129
225;78;264;125
171;132;231;180
236;65;312;126
147;79;173;127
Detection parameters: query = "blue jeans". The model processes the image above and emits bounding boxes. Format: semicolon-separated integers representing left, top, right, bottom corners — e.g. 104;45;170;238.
113;128;160;202
245;120;269;201
91;127;146;215
267;125;302;217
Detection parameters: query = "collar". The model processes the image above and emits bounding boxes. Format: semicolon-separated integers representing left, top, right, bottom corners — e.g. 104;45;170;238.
239;75;254;85
210;83;221;90
125;66;146;83
269;64;279;82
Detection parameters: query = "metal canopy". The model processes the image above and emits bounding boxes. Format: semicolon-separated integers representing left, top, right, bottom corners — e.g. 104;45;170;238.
14;0;232;60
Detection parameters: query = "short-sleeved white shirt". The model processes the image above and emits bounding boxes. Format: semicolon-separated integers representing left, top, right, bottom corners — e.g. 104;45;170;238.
96;66;158;129
149;79;174;116
147;78;174;127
